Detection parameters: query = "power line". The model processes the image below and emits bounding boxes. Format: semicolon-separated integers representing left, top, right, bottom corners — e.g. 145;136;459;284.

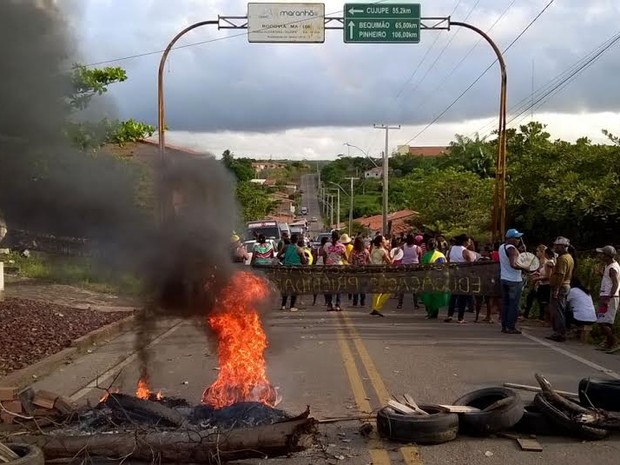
79;0;393;69
507;31;620;129
411;0;518;112
392;0;465;101
401;0;555;146
474;30;620;136
395;0;482;105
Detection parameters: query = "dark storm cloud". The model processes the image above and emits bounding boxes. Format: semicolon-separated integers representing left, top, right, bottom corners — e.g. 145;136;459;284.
75;0;620;132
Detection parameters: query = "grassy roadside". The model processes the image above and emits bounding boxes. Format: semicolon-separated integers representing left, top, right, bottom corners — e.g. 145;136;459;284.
2;251;142;296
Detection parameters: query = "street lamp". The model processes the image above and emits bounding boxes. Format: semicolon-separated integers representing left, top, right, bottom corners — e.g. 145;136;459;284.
327;187;341;231
329;180;358;237
343;143;379;167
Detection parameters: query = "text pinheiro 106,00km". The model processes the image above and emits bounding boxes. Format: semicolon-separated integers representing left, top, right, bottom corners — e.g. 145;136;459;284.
344;3;421;43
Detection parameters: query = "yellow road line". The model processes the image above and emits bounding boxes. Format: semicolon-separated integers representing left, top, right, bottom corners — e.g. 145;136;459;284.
401;445;424;465
341;312;391;403
336;325;391;465
340;312;424;465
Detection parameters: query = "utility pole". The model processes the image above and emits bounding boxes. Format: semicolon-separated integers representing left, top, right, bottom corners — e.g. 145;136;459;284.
329;194;335;229
345;177;359;237
373;124;401;235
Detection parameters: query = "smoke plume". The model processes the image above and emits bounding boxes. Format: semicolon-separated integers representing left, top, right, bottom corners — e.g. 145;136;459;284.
0;1;239;382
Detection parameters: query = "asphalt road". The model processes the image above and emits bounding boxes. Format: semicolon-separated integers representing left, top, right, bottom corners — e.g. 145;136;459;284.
300;173;324;236
30;299;620;465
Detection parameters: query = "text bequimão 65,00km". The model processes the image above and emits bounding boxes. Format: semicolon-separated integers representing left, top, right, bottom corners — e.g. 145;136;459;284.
344;3;421;44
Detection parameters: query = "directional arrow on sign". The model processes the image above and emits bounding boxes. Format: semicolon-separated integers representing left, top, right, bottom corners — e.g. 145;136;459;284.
348;7;364;15
348;20;355;39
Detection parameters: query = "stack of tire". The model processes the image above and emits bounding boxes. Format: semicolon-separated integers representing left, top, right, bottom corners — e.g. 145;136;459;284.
377;387;524;445
378;379;620;445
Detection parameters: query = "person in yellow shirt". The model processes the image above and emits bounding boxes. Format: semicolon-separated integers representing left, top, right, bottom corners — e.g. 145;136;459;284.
340;234;354;264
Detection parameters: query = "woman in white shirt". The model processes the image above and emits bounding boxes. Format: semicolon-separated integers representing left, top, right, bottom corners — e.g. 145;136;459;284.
566;277;597;328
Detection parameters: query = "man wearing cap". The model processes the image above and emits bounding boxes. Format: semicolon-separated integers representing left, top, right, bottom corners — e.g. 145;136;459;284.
596;245;619;352
499;229;528;334
546;236;575;342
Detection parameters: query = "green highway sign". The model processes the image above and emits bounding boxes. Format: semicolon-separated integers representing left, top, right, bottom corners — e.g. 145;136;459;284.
343;3;421;43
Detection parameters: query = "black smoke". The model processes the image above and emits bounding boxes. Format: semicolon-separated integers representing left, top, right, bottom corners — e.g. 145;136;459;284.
0;1;239;382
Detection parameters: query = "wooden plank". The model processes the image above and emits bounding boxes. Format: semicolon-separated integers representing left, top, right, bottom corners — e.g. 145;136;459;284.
503;383;578;398
54;396;77;415
517;438;543;452
437;404;481;413
0;441;19;463
403;394;430;416
387;400;417;415
32;390;59;409
257;261;501;296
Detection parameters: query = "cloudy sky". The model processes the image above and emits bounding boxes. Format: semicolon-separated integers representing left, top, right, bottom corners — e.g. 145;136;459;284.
65;0;620;158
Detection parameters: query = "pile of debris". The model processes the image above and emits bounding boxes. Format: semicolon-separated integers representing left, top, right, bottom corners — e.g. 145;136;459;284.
376;374;620;449
0;386;76;427
0;387;316;463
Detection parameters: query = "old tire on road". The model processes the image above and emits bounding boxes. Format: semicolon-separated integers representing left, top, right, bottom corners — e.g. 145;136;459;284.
512;402;555;436
578;377;620;412
6;444;44;465
453;387;523;436
533;393;608;441
376;405;459;445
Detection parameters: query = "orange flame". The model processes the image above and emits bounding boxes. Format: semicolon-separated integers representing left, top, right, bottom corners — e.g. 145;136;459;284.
136;378;151;400
202;271;276;409
136;378;163;401
99;387;120;403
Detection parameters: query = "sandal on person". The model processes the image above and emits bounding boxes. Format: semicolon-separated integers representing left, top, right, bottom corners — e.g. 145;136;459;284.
605;345;620;354
444;317;453;323
595;342;610;351
370;310;384;317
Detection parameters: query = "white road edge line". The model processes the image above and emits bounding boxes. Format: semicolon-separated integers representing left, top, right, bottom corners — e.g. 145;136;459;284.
521;331;620;380
70;321;184;401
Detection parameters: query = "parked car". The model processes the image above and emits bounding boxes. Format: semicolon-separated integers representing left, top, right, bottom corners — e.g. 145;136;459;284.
310;216;318;223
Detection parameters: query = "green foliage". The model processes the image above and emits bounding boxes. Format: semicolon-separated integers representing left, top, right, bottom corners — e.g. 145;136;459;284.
222;150;255;182
390;168;493;240
108;119;155;146
68;65;127;111
64;118;155;150
5;251;142;296
236;181;277;223
602;129;620;146
64;65;154;150
444;133;496;178
507;123;620;245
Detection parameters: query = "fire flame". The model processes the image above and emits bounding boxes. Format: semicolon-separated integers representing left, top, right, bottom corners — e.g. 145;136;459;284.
136;378;151;400
99;388;120;403
136;378;163;401
202;271;276;409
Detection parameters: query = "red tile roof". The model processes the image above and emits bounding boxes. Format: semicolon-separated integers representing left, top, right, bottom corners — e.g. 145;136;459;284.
337;209;418;235
408;146;449;157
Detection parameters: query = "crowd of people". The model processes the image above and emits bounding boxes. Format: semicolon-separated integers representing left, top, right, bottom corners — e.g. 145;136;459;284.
232;227;619;351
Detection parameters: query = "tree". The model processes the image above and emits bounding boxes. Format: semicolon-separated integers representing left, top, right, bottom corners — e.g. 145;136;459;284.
64;65;155;150
444;133;496;178
391;168;494;240
236;182;277;223
221;150;255;182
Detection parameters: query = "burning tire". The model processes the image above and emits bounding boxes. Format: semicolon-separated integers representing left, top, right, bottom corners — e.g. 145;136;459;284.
452;387;523;436
376;405;459;445
578;378;620;412
5;444;44;465
533;393;609;441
